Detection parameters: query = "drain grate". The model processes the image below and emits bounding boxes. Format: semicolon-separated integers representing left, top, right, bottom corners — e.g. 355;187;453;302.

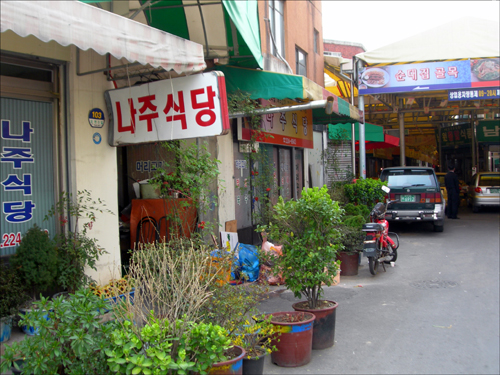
410;280;458;289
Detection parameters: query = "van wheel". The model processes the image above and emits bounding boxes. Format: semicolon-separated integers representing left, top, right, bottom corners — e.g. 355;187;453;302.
433;223;444;232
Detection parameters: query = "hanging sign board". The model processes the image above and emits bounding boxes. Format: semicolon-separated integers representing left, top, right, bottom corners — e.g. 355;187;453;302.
448;87;500;101
358;58;499;95
237;98;314;149
105;72;230;146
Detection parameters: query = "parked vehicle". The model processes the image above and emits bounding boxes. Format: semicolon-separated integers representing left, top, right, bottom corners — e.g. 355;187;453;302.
468;172;500;212
361;185;400;276
379;167;445;232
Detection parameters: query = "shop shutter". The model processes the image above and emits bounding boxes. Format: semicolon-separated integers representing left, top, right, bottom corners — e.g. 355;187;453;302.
325;140;353;185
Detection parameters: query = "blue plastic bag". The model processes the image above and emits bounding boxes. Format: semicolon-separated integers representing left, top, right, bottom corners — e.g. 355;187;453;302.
237;243;260;282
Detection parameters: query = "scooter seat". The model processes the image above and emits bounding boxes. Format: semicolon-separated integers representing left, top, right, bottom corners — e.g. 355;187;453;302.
362;223;384;232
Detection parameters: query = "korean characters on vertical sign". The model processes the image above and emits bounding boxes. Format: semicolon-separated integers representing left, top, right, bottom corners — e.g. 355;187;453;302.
1;120;34;248
105;71;230;146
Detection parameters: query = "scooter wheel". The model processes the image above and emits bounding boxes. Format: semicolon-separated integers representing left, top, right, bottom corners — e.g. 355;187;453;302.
368;256;378;275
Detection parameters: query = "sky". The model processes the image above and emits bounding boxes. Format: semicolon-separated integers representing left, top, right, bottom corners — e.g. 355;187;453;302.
322;1;500;51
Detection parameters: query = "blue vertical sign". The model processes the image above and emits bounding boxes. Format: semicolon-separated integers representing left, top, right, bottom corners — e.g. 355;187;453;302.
0;98;56;256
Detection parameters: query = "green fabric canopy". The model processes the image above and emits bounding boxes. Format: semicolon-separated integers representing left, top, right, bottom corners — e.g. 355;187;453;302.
328;123;384;142
213;65;304;100
136;0;263;69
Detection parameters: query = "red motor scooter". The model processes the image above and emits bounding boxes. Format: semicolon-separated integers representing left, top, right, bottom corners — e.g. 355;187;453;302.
361;186;400;275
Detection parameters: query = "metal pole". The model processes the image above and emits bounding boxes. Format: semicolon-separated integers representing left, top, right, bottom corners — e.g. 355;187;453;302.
357;60;366;179
470;113;476;173
358;96;366;179
350;72;356;179
399;99;406;166
438;126;442;171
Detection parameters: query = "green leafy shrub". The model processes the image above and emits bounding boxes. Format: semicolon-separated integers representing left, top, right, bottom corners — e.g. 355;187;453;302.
10;225;58;300
0;265;29;318
344;178;387;207
45;190;112;293
0;288;117;375
262;186;343;308
343;215;365;230
105;314;231;375
337;225;364;254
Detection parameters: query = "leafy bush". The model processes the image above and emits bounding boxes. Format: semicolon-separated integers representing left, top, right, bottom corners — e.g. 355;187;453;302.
337;225;364;253
344;178;387;207
0;265;29;318
262;186;343;308
343;215;365;230
10;225;58;300
0;288;117;375
45;190;111;293
106;314;231;375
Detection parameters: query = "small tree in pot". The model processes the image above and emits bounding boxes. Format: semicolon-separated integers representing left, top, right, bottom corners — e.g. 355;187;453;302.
260;185;344;351
262;185;343;308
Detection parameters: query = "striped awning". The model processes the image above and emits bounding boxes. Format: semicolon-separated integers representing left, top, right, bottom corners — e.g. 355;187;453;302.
0;1;207;75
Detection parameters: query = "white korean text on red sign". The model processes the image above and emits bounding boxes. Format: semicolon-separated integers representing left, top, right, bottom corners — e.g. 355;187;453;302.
105;72;230;146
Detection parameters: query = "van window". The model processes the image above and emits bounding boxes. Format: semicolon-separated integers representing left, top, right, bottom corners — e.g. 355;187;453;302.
380;169;436;187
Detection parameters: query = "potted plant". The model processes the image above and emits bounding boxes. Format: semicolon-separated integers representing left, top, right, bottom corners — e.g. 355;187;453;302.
45;190;112;294
232;314;278;375
0;265;29;343
0;288;117;375
105;313;238;375
336;203;369;276
267;311;316;367
10;225;58;335
262;185;343;351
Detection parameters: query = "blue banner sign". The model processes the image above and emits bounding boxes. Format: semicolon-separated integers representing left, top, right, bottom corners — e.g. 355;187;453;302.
359;58;499;95
449;87;500;101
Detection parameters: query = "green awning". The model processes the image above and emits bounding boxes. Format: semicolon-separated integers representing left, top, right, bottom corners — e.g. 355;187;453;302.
137;0;263;69
328;123;384;142
213;65;304;100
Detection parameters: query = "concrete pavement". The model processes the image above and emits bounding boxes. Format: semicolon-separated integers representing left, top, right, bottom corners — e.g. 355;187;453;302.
257;207;500;374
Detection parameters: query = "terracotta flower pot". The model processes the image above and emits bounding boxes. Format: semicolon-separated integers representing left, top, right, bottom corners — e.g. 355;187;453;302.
292;300;339;350
337;252;359;276
269;311;315;367
210;345;246;375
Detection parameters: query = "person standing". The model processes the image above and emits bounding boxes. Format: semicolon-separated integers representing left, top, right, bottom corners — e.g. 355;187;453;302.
444;163;460;219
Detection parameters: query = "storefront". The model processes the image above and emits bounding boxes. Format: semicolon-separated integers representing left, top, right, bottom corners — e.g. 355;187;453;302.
0;1;206;283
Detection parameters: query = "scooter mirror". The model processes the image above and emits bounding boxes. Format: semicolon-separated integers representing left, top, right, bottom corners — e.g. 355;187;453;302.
381;185;391;194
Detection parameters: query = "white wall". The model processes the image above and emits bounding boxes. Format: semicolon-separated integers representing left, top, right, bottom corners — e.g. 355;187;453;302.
69;47;121;284
216;130;236;230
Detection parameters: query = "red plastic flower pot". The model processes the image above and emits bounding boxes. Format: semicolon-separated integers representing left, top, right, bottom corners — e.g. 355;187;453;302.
269;311;315;367
292;300;339;350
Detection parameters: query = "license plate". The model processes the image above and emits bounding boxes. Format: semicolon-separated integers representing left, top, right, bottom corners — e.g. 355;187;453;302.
489;189;499;193
401;195;416;203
